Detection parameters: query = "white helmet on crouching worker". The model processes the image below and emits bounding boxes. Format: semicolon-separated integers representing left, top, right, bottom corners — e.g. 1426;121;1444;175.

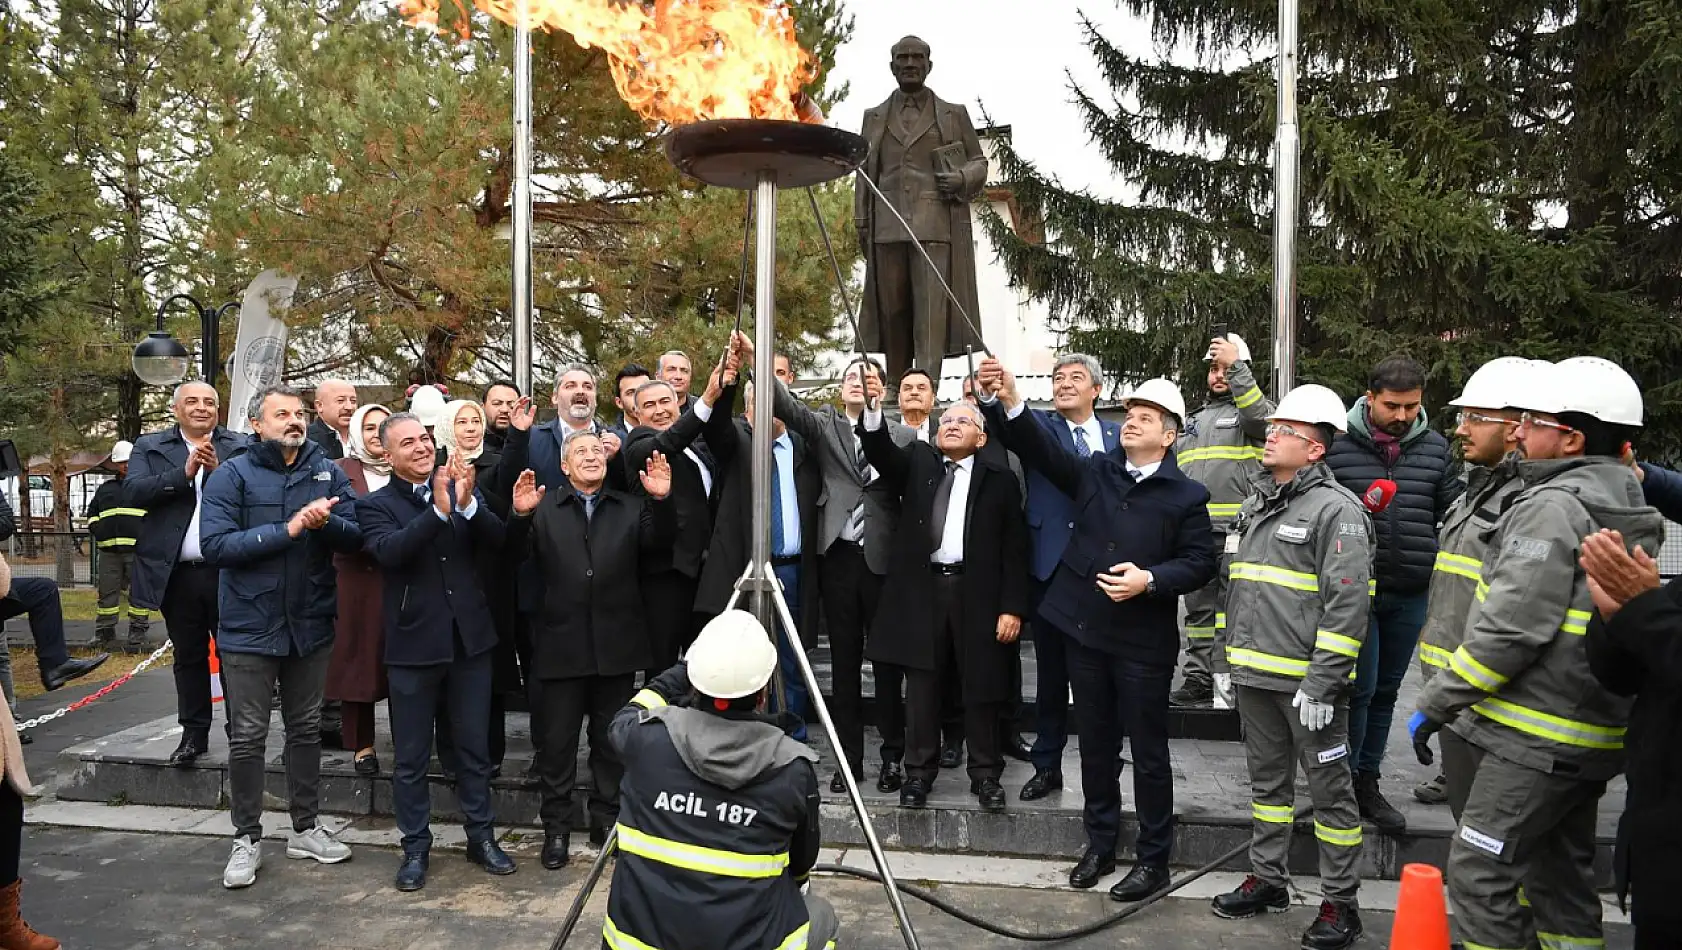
1555;356;1643;427
687;610;779;703
1450;357;1560;413
1269;384;1348;433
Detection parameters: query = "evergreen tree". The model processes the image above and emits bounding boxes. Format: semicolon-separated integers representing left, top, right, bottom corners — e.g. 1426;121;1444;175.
985;1;1682;452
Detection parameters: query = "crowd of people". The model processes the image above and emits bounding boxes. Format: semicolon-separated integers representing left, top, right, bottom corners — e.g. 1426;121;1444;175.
46;328;1680;950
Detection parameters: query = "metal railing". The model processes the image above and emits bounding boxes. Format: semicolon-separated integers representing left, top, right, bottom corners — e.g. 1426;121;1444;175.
5;532;95;586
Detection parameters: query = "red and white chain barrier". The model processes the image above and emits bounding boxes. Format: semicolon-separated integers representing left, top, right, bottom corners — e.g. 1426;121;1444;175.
16;641;173;733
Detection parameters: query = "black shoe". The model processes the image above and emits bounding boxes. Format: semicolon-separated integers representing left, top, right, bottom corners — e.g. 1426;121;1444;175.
877;761;904;793
18;733;30;746
354;754;380;776
542;834;570;870
490;765;502;780
1212;875;1291;919
1004;734;1032;762
589;826;609;847
1301;900;1362;950
466;839;516;876
42;654;110;692
829;771;847;794
1354;770;1406;835
1069;850;1116;889
395;852;428;892
93;633;115;649
899;778;928;808
169;733;209;768
122;643;147;656
1020;769;1062;801
1170;677;1214;708
975;778;1006;813
1109;864;1170;902
939;739;963;769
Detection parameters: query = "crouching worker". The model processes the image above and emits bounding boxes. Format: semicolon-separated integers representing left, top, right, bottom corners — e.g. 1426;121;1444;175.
603;609;837;950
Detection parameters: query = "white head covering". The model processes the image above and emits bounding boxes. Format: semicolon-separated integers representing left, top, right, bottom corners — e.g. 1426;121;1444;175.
435;399;487;463
346;404;393;476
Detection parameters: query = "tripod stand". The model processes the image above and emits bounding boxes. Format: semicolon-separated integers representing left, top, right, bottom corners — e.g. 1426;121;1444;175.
546;560;922;950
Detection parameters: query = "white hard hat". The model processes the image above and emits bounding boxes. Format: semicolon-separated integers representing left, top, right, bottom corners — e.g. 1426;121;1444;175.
1205;332;1252;363
1269;384;1348;432
1450;357;1547;412
687;610;779;700
1555;356;1643;427
1124;378;1187;426
110;441;133;464
409;385;447;429
1509;360;1565;415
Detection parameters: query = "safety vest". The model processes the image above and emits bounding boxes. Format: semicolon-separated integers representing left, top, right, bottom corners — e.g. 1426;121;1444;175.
88;478;144;550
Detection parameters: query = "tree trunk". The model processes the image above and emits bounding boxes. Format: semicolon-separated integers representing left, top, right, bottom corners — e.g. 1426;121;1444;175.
49;387;74;587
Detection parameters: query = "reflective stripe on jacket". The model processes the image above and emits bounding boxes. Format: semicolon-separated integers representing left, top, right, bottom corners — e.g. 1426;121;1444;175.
1417;455;1523;679
1416;457;1664;779
1178;360;1271;532
1224;462;1375;701
87;479;145;549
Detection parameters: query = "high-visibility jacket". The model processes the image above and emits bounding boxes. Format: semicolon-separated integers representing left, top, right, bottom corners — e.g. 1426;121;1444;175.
1225;462;1375;701
1417;454;1523;679
1177;359;1273;532
1416;457;1664;781
605;665;826;950
87;477;144;550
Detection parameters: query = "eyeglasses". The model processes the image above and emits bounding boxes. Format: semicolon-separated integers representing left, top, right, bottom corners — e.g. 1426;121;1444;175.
1521;412;1576;433
938;415;980;429
1265;423;1316;444
1455;411;1516;428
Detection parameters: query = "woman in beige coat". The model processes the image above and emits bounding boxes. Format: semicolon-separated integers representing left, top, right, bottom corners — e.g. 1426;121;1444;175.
0;555;60;949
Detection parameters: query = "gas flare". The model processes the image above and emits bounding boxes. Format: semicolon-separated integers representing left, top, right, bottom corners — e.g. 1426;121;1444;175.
400;0;818;124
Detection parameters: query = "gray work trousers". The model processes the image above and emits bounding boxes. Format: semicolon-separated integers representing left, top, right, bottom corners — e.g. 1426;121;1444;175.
1180;546;1231;680
221;646;332;842
1448;743;1606;950
95;549;150;644
1237;685;1363;903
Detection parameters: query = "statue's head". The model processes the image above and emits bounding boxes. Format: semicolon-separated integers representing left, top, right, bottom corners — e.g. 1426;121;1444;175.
890;36;931;93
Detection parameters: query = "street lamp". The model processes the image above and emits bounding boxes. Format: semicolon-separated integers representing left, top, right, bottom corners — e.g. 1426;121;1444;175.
131;293;240;387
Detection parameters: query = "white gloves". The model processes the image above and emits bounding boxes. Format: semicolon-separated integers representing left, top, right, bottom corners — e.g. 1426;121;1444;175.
1292;689;1335;732
1213;673;1234;709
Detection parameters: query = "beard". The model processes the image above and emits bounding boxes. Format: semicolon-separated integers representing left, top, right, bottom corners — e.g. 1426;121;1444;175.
565;401;593;421
275;430;307;448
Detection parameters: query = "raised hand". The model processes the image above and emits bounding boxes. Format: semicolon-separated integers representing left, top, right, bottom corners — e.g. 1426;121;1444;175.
640;450;673;499
512;469;546;516
864;372;885;410
732;329;755;365
431;464;454;518
601;431;622;459
511;396;538;432
1208;337;1239;368
977;357;1005;395
451;455;476;510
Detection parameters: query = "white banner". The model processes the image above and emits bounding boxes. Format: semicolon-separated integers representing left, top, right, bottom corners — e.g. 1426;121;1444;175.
227;269;298;434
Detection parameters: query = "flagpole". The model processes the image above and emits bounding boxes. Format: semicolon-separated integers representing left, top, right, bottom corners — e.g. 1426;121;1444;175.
1271;0;1300;396
512;5;535;396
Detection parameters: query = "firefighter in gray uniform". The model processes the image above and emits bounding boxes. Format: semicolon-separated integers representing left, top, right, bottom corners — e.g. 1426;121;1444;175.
1412;356;1663;950
1412;358;1552;816
1171;333;1273;708
604;610;838;950
1209;383;1371;950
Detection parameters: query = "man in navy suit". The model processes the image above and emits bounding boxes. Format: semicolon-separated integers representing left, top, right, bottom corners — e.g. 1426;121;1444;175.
1012;355;1122;800
357;412;516;892
978;359;1216;900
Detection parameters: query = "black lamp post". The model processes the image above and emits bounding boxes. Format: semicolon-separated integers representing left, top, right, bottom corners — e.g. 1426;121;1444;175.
131;293;240;387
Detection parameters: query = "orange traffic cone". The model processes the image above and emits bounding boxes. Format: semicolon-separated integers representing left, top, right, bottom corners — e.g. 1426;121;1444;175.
1390;863;1453;950
208;639;224;704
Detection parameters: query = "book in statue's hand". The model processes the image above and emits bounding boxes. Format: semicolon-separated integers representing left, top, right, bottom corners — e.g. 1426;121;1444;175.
931;142;968;177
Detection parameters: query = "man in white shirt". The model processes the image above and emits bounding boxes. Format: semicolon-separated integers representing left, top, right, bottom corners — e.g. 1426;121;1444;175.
126;381;250;766
897;368;937;441
308;380;358;460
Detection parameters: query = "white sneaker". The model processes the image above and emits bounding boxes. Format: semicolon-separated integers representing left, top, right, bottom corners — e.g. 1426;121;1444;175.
223;835;262;889
287;825;352;865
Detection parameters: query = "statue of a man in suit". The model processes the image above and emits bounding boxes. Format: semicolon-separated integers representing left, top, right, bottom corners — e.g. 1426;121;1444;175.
855;36;988;383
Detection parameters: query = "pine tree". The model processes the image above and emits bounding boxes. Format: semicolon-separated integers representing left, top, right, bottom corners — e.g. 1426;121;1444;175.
985;1;1682;452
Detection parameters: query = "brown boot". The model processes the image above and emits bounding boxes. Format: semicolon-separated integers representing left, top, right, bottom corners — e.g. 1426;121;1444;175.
0;880;59;950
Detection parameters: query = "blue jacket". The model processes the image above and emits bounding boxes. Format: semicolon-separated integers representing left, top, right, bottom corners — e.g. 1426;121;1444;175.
1022;410;1121;582
984;398;1218;660
199;438;362;657
124;426;250;609
356;479;505;667
1639;462;1682;524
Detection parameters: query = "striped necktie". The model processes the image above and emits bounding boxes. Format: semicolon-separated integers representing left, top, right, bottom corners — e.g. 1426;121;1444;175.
1073;426;1092;458
845;432;870;539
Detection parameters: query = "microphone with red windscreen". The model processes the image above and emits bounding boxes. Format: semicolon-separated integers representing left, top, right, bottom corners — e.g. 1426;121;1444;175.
1363;478;1398;514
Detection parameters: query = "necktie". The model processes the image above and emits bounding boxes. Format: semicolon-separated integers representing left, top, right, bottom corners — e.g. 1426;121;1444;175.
771;448;786;555
578;492;597;521
1073;426;1092;458
929;459;959;550
415;483;431;506
846;432;870;540
1129;467;1144;481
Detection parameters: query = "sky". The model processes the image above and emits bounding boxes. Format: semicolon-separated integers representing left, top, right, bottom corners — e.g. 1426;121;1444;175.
823;0;1157;200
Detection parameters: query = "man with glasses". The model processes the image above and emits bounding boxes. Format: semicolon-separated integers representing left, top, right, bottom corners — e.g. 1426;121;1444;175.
1412;358;1551;811
1210;384;1372;950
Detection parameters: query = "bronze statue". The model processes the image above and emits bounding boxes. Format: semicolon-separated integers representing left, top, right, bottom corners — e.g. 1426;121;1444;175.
855;36;987;382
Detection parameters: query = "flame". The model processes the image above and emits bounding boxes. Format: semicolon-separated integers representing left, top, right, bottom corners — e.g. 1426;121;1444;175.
399;0;819;124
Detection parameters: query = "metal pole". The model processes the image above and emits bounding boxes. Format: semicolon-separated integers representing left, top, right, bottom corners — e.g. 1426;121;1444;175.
511;8;535;397
1271;0;1300;396
749;171;778;631
763;563;921;950
204;302;238;387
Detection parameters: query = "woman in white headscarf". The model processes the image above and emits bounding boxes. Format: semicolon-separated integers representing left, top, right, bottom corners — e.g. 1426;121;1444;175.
326;404;392;774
